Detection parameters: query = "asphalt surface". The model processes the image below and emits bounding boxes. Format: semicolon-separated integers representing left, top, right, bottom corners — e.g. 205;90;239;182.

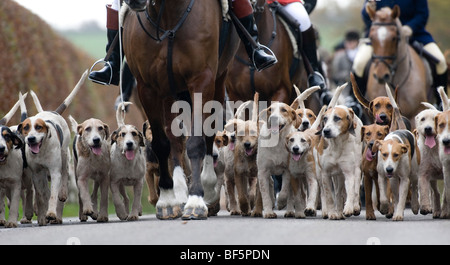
1;209;450;245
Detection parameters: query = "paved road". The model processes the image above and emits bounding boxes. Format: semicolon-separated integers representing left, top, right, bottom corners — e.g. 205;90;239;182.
1;209;450;245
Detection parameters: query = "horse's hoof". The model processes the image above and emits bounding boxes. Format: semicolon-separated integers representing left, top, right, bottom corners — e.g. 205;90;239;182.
181;207;208;220
156;205;182;220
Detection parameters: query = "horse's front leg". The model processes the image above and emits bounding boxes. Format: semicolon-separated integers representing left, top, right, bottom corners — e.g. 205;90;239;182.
182;69;218;220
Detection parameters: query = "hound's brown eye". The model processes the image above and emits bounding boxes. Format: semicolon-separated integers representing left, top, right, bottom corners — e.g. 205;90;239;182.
98;127;103;131
121;132;126;137
85;127;92;132
301;138;306;143
281;108;287;112
289;138;294;142
132;132;137;137
24;124;30;131
35;125;42;130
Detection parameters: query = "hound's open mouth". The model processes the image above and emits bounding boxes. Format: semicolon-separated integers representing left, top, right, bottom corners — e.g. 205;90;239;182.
90;145;102;155
245;147;255;156
424;134;436;149
365;148;377;161
29;142;42;154
291;151;304;161
270;124;285;134
125;149;135;161
445;146;450;155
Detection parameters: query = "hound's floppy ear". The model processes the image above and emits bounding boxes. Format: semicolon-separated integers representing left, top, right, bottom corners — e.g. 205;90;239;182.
138;130;145;147
12;132;24;149
347;108;356;136
77;124;84;136
222;133;229;146
361;126;367;142
110;129;119;145
17;122;23;135
400;144;408;154
103;123;110;140
372;140;382;153
391;5;400;19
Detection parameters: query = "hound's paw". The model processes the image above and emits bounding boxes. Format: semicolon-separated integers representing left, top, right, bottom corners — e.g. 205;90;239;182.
263;212;277;219
5;222;18;228
20;218;32;224
49;218;62;225
366;211;376;220
329;212;344;220
46;212;57;221
0;220;6;226
420;205;432;215
96;216;109;222
230;210;240;216
392;215;404;221
304;208;316;217
440;211;450;219
284;211;295;218
82;209;94;217
251;211;262;217
127;215;139;221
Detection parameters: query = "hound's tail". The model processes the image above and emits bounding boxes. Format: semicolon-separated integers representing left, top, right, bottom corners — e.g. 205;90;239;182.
116;101;133;127
350;72;370;110
68;115;79;135
29;90;44;113
290;85;321;110
328;82;348;110
438;86;449;111
385;83;406;130
252;92;259;123
0;92;27;126
54;69;88;115
19;92;28;122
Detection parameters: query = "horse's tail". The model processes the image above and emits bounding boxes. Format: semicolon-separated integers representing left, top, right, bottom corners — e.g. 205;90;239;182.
385;83;406;131
350;72;370;109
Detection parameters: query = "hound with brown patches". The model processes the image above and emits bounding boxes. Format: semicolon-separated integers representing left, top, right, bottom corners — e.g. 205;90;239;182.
231;93;262;217
435;110;450;218
415;102;442;217
361;123;391;220
110;102;146;221
69;116;110;222
372;130;420;221
257;87;320;218
18;70;87;226
0;93;32;228
316;105;363;219
284;105;326;218
208;130;228;216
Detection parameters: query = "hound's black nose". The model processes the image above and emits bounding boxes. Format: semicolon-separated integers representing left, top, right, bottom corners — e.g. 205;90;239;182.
244;142;251;149
27;136;36;144
292;146;300;154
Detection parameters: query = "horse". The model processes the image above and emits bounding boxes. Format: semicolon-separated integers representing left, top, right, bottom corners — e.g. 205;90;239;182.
226;0;319;112
365;5;432;128
122;0;239;220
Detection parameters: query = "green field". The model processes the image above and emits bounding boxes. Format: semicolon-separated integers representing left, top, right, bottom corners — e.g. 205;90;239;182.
60;30;107;60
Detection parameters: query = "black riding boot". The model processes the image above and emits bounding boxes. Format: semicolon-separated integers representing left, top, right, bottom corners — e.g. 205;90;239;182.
434;69;448;110
302;26;325;90
236;14;277;72
114;63;136;111
89;29;121;86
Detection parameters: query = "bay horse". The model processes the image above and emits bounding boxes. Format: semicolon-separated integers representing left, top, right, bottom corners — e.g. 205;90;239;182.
226;0;317;111
122;0;239;220
365;5;432;128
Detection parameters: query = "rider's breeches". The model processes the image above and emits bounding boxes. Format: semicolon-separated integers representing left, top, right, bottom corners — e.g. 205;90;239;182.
282;1;311;32
231;0;253;18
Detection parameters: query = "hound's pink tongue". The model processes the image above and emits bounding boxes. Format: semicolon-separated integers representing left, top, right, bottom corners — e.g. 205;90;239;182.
445;147;450;155
29;144;40;154
125;150;135;161
270;125;279;133
375;114;383;124
91;147;102;156
228;142;235;151
365;148;374;161
292;153;301;161
425;136;436;148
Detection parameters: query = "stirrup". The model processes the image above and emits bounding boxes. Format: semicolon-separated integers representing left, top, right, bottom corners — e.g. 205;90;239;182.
88;59;113;86
252;44;278;72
